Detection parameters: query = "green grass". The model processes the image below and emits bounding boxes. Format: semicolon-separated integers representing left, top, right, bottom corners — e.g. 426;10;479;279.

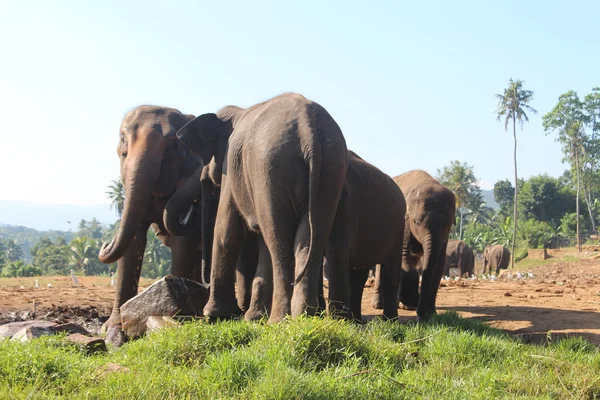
1;313;599;399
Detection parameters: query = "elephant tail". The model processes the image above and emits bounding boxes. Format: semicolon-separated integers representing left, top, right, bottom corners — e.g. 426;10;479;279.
293;143;322;286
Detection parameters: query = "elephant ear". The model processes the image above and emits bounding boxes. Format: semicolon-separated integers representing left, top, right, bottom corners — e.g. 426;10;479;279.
176;113;227;164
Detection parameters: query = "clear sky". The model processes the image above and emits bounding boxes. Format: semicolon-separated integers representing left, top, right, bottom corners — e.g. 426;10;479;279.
1;1;598;206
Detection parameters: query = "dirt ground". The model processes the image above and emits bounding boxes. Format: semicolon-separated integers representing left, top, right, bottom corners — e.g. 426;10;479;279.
1;257;600;344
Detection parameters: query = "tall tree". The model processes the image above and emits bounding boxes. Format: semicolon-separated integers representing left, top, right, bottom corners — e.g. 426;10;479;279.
495;78;537;268
4;239;24;262
543;91;587;252
106;178;125;218
582;88;600;231
437;161;480;239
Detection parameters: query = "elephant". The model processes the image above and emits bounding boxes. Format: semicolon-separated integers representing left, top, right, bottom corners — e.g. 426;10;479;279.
97;106;206;344
373;170;456;321
176;93;348;323
324;150;406;321
233;150;405;322
444;239;474;278
483;244;510;275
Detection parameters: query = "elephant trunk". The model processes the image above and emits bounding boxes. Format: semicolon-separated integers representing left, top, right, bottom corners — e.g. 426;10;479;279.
200;174;219;286
99;156;160;264
163;166;203;237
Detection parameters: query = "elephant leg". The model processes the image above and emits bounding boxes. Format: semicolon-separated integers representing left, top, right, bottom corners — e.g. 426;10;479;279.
371;264;383;310
324;204;352;319
348;268;369;322
245;237;273;321
236;230;259;313
170;230;203;281
203;185;245;319
382;247;402;320
102;222;149;345
417;239;447;321
291;213;328;318
317;262;326;314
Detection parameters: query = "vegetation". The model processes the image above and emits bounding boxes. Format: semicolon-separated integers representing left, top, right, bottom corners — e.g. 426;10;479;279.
0;314;598;399
0;178;171;279
495;78;537;269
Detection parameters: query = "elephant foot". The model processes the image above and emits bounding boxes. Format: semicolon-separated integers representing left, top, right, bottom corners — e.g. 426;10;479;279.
416;310;436;323
105;325;128;347
203;299;242;320
244;308;266;322
399;302;417;311
371;299;383;310
101;314;128;347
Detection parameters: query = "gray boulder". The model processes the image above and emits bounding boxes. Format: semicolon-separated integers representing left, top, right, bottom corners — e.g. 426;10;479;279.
120;275;208;338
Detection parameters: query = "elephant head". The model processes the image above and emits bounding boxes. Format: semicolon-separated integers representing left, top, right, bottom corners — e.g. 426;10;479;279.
172;111;235;285
98;106;201;264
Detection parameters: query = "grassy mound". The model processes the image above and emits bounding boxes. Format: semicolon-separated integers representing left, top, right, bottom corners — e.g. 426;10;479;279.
1;312;599;399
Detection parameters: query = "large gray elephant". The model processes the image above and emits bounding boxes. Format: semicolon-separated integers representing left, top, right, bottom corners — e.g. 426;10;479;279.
373;170;456;321
97;106;205;344
483;244;510;275
176;93;348;323
445;239;474;278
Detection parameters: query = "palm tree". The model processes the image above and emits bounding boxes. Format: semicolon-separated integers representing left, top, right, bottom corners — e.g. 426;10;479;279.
496;78;537;268
437;161;479;239
69;236;94;274
4;239;24;262
106;179;125;218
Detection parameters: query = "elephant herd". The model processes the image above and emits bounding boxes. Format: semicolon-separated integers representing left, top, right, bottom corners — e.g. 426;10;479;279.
97;93;509;345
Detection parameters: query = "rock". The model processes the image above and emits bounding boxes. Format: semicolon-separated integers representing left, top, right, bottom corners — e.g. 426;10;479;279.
51;323;90;336
504;292;512;297
65;333;107;354
146;316;181;333
11;326;55;342
0;321;56;339
120;275;209;338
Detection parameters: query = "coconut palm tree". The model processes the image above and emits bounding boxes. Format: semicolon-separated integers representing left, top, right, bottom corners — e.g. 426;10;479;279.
496;78;537;268
106;178;125;218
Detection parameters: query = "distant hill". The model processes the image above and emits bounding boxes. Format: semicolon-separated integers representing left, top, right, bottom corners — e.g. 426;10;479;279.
482;189;499;210
0;200;118;232
0;225;77;262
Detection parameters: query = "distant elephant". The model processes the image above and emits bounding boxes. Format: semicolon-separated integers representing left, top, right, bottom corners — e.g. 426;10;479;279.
97;106;205;344
176;93;348;323
373;170;456;321
445;239;474;278
483;244;510;275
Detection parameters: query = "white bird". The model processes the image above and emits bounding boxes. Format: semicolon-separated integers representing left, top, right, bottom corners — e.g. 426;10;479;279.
35;279;39;288
516;272;523;279
528;272;534;278
110;272;115;287
70;269;79;286
47;283;53;288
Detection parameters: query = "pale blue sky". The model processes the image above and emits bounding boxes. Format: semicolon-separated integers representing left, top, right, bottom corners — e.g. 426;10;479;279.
0;1;598;206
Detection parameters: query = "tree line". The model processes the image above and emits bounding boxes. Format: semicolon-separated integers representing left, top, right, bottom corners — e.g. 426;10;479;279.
0;180;171;279
437;82;600;264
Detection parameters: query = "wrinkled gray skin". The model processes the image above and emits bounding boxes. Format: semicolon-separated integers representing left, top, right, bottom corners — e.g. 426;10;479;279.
483;244;510;275
97;106;205;345
373;170;456;321
444;239;474;278
324;151;406;321
177;93;348;323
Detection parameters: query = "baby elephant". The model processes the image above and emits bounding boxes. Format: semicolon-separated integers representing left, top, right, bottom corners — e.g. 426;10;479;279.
483;244;510;275
325;150;406;321
445;239;474;278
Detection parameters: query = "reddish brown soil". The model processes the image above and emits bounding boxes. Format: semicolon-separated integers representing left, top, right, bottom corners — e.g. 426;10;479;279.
1;260;599;344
